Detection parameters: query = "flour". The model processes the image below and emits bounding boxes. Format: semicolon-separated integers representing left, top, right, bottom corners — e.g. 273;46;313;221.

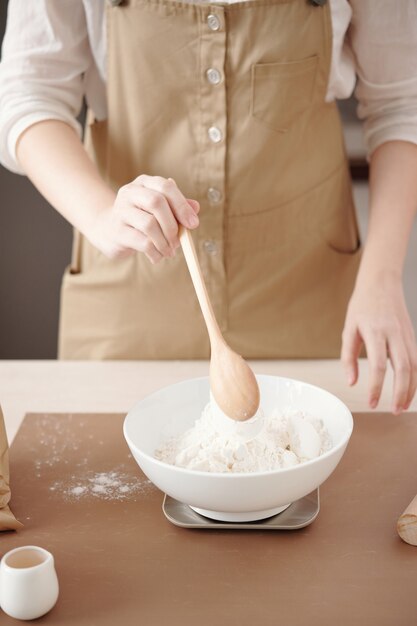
155;404;332;473
26;415;154;501
49;470;155;502
30;414;89;474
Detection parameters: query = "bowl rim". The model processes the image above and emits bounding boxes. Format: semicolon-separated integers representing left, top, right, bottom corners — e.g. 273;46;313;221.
123;374;354;478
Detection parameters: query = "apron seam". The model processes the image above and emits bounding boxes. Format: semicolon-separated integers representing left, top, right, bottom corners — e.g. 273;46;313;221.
322;0;332;97
125;0;299;10
104;4;111;183
228;157;347;220
223;0;307;10
223;8;230;333
197;8;203;205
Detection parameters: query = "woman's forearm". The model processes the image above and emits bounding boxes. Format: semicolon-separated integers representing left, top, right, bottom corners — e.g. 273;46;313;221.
15;119;199;262
356;140;417;285
16;120;116;236
342;140;417;414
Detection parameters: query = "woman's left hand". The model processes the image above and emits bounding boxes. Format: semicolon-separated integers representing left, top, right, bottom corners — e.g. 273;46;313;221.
341;273;417;414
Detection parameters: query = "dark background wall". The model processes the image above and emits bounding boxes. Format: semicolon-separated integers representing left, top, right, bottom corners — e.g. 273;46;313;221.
0;0;72;358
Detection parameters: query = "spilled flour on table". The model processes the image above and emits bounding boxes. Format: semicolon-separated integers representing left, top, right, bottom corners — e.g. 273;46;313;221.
49;470;155;502
26;414;155;502
30;414;92;475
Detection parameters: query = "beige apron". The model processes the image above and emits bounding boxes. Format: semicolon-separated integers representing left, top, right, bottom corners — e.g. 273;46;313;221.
59;0;361;360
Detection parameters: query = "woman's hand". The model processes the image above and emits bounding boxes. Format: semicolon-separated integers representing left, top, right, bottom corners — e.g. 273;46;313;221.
16;123;200;264
341;272;417;414
87;175;200;263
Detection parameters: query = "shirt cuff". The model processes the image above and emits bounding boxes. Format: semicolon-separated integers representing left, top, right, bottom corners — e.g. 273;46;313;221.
363;121;417;161
2;113;82;175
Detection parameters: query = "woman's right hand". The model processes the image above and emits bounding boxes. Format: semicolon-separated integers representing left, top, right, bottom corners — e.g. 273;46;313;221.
87;175;200;263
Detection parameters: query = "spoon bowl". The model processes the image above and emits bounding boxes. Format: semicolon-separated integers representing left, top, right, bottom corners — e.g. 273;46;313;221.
209;337;260;421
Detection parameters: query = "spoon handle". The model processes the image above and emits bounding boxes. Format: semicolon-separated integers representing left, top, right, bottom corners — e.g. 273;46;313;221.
179;226;222;343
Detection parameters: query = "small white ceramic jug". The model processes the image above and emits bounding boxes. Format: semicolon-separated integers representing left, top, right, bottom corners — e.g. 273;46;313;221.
0;545;59;620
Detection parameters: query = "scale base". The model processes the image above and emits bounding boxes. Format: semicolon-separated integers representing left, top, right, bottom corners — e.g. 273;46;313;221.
163;489;320;530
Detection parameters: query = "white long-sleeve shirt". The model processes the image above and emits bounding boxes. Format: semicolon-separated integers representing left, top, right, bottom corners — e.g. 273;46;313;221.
1;0;417;174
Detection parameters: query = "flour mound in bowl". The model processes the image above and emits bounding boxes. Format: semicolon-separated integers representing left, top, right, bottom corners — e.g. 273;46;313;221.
154;404;332;473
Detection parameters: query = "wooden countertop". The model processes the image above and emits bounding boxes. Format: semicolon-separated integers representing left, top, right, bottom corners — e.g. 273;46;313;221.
0;358;408;443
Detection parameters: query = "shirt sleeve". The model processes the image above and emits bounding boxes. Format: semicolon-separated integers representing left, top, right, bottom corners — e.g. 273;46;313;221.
0;0;92;174
348;1;417;158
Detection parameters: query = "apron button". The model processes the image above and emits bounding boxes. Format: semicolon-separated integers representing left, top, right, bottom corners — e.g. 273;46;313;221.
206;68;222;85
207;14;221;31
208;126;222;143
107;0;123;6
207;187;222;204
203;240;218;255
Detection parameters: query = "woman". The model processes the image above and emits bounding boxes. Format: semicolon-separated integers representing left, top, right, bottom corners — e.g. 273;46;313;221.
0;0;417;414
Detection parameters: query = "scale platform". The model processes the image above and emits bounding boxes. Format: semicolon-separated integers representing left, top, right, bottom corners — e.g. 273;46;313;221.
163;488;320;530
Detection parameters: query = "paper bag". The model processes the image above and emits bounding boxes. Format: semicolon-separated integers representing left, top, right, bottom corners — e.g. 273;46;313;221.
0;405;23;531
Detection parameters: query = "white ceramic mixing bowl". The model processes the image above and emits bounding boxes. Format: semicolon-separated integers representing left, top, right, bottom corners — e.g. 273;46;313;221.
123;375;353;522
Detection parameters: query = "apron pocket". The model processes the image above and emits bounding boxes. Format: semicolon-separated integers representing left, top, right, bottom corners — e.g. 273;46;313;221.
251;55;318;133
327;235;361;256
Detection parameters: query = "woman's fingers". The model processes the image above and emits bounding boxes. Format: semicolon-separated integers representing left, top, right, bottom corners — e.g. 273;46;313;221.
361;325;415;413
187;198;200;214
404;328;417;409
342;280;417;414
120;226;163;264
404;343;417;409
341;324;363;386
115;175;204;263
119;184;178;252
361;330;387;409
136;175;200;229
106;174;202;262
118;177;201;257
123;193;177;256
387;331;411;414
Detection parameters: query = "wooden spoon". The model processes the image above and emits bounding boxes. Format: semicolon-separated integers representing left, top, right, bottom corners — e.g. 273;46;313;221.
179;226;260;422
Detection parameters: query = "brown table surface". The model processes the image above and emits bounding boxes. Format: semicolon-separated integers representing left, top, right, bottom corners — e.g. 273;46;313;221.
2;412;417;626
